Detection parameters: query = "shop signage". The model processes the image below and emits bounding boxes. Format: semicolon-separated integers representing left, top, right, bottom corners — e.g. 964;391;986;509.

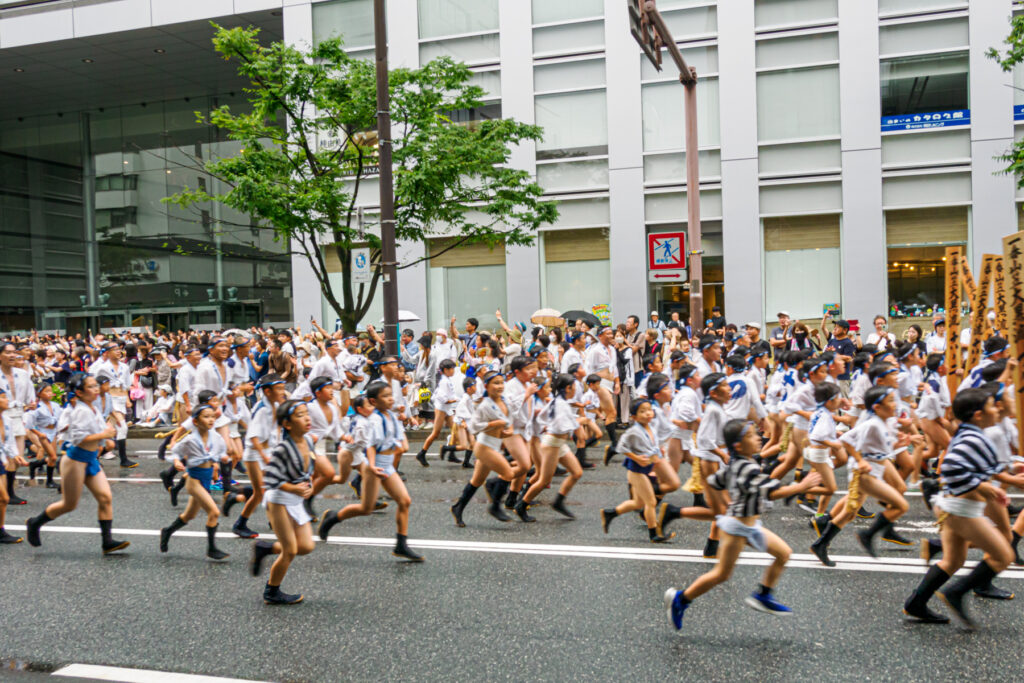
881;109;970;132
352;248;371;284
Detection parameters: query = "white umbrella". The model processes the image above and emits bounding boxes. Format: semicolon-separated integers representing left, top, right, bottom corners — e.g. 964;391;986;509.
381;310;421;324
530;308;563;327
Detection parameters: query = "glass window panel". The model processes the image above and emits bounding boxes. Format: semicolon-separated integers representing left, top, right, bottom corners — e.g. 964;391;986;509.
643;150;722;184
545;259;610;312
418;0;499;39
757;67;840;141
765;248;841;320
880;53;968;117
759;182;843;214
536;159;610;191
535;58;606;92
535;90;608;159
468;69;501;98
641;46;718;80
644;190;723;222
420;33;500;65
882;172;971;207
754;0;838;28
532;0;603;24
443;264;506;330
660;6;717;39
550;198;610;228
879;0;968;15
533;20;604;54
879;18;968;56
756;33;838;69
881;129;970;166
313;0;375;48
1015;63;1024;106
642;78;720;151
758;140;842;175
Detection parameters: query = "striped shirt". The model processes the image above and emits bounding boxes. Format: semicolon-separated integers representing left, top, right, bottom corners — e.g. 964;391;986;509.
940;423;1004;497
263;433;315;491
707;456;782;517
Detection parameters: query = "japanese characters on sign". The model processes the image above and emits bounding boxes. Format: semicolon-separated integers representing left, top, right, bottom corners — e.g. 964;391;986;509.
1002;232;1024;459
994;257;1008;337
965;255;995;372
880;109;970;132
945;246;963;394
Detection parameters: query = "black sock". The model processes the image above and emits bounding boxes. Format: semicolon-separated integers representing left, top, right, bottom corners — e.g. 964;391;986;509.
604;508;619;521
158;434;173;460
99;519;114;544
30;510;53;527
206;524;219;550
1013;531;1022;556
944;560;998;600
5;470;15;496
865;513;892;539
171;477;186;494
648;527;661;539
221;467;232;491
240;485;254;500
167;515;187;534
910;564;951;605
457;483;478;506
45;465;55;484
585;437;598;448
492;478;510;502
650;476;662;497
606;423;618;449
758;584;772;597
236;514;249;526
817;521;842;545
117;439;128;464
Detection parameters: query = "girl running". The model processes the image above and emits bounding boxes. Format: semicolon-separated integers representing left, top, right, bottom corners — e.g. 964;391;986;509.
25;373;129;554
664;419;822;629
231;372;288;539
159;402;230;561
0;387;21;543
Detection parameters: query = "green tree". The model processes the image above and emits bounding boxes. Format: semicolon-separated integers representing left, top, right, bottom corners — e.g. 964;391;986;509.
165;25;557;332
989;15;1024;185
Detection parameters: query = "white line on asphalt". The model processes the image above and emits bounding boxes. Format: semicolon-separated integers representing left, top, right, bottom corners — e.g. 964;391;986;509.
8;524;1024;580
52;662;269;682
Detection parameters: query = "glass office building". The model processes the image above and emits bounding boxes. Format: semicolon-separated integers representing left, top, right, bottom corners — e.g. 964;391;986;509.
0;5;290;334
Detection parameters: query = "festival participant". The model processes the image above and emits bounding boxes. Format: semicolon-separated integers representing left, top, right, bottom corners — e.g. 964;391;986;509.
1;342;37;504
415;359;458;466
0;387;21;543
301;376;340;522
230;373;288;539
664;419;822;629
584;327;620;466
25;380;61;489
159;402;230;561
24;373;130;554
90;342;135;468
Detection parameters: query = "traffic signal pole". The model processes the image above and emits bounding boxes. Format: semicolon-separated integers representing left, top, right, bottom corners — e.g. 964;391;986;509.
630;1;704;332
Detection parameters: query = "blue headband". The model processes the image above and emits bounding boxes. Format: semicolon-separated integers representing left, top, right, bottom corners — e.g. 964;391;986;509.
866;387;895;412
872;367;898;383
727;422;751;453
897;344;917;360
191;403;214;419
630;398;653;415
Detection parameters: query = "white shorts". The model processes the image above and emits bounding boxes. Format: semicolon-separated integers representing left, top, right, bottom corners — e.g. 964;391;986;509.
804;447;832;466
934;494;985;519
600;379;614;392
346;448;368;468
694;450;724;465
3;409;25;437
314;439;327;457
716;515;767;552
477;433;503;451
541;434;569;448
110;396;128;415
434;402;456;416
862;460;887;480
264;488;311;526
670;429;693;447
242;448;264;464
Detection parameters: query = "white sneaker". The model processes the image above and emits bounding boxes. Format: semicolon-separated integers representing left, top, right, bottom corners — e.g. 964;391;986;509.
101;452;116;460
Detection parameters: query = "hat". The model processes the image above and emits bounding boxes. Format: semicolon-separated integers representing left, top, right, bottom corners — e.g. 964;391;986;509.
745;321;761;330
650;311;659;317
435;329;448;338
158;384;173;394
833;319;851;329
776;311;791;318
934;318;945;327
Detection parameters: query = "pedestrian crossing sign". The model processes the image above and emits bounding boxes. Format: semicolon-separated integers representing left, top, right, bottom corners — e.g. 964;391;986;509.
648;232;686;270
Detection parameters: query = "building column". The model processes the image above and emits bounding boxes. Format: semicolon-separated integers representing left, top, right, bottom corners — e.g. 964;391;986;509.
838;0;885;326
604;0;646;323
969;0;1016;264
717;0;760;325
499;0;540;322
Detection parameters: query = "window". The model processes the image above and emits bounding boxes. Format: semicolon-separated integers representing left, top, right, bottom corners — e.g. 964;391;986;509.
95;174;138;191
882;171;971;207
880;53;969;120
878;17;968;56
659;6;718;40
313;0;375;49
531;0;603;25
535;90;608;160
757;67;840;142
885;207;967;316
879;0;968;17
427;238;506;331
763;214;841;320
542;228;610;311
881;129;970;168
754;0;838;29
533;20;604;56
418;0;499;39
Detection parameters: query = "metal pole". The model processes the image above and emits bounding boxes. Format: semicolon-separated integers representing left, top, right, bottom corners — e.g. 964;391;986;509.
81;112;99;309
683;68;703;332
373;0;399;355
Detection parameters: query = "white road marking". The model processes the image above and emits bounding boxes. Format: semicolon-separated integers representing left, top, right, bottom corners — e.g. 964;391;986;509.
52;663;268;682
8;524;1024;580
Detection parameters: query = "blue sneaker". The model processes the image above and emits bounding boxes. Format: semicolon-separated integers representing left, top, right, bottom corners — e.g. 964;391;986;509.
211;481;224;492
745;592;793;616
664;588;689;630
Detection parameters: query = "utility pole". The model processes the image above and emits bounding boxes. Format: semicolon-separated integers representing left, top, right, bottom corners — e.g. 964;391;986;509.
629;0;704;331
373;0;399;354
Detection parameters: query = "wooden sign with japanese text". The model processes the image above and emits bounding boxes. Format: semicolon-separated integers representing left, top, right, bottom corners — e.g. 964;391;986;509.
961;259;976;305
945;246;964;394
965;255;996;372
1002;233;1024;458
994;257;1008;337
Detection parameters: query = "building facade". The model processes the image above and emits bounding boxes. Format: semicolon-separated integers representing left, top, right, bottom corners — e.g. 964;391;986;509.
288;0;1022;335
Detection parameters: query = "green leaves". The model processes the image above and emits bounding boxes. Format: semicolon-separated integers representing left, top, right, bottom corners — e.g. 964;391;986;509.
164;24;558;331
991;15;1024;191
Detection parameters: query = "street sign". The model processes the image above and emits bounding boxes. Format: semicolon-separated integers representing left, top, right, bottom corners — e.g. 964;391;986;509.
352;247;371;284
629;0;661;71
648;231;686;270
648;269;687;283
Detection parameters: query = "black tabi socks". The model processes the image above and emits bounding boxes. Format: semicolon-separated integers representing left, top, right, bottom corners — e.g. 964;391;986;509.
160;516;187;552
393;533;423;561
99;519;129;553
25;510;52;546
206;524;229;560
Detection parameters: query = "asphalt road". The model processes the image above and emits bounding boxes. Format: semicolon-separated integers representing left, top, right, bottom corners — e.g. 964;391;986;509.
2;437;1023;683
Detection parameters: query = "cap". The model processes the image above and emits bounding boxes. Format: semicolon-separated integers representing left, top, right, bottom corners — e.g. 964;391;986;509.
436;329;448;338
745;321;761;330
834;319;851;329
934;318;945;327
776;311;791;318
158;384;173;393
650;311;659;317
